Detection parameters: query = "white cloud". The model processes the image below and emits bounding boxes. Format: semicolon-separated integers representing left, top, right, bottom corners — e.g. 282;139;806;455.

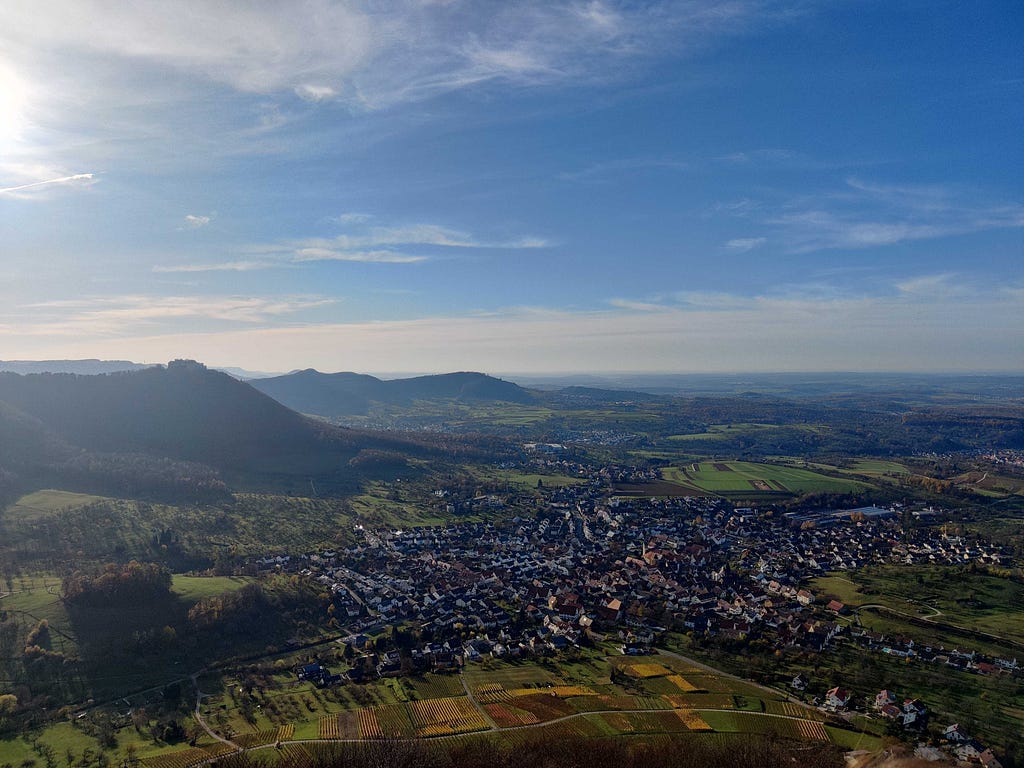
295;84;339;102
0;1;801;144
182;214;211;228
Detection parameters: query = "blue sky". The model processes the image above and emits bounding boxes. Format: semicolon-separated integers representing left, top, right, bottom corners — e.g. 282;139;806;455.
1;0;1021;373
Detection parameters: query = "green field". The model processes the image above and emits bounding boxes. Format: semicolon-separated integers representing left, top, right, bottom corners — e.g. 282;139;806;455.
812;565;1024;645
171;575;255;601
662;461;867;496
4;489;109;520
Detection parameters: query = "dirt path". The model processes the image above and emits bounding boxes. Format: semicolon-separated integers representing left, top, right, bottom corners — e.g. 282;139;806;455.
192;674;240;752
460;673;498;730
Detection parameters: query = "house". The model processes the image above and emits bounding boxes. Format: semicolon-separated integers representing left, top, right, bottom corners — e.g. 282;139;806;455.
874;689;897;710
824;686;850;710
796;589;815;606
826;599;846;614
943;723;970;743
790;674;807;692
979;749;1003;768
297;662;326;681
598;598;623;623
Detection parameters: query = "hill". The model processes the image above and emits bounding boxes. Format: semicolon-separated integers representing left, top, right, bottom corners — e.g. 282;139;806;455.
0;361;489;498
252;369;537;417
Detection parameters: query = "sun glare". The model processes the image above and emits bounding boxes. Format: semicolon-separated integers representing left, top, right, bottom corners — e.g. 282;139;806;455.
0;64;28;149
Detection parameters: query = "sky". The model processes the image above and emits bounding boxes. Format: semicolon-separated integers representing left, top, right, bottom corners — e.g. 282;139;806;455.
0;0;1021;374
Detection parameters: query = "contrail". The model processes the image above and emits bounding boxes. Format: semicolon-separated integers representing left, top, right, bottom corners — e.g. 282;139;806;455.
0;173;94;194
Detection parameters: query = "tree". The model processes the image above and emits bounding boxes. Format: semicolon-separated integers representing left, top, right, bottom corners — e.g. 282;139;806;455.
0;694;16;721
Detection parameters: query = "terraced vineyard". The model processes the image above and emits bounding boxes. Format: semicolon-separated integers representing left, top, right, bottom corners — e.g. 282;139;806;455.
128;650;877;768
234;725;294;748
409;696;490;736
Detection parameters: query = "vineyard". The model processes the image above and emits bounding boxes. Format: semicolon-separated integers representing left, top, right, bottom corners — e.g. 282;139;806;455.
406;673;465;700
618;662;673;678
666;674;699;692
661;692;735;709
281;744;314;768
319;712;361;739
597;711;694;734
507;685;595;698
408;696;490;736
234;725;294;748
357;708;383;739
497;715;606;747
568;694;669;713
483;702;541;727
510;693;576;721
130;653;849;765
142;747;222;768
764;700;825;720
676;711;712;731
700;711;828;741
474;682;512;703
374;703;416;737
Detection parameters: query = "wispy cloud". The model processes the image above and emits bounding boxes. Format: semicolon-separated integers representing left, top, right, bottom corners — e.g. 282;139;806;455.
558;156;687;182
715;177;1024;253
724;237;766;251
153;260;276;274
608;298;665;312
294;248;428;264
0;1;804;156
0;172;95;197
156;217;548;273
21;295;334;335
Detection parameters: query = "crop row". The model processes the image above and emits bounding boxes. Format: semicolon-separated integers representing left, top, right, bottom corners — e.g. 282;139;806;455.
142;748;216;768
357;708;384;739
483;702;540;727
409;696;489;736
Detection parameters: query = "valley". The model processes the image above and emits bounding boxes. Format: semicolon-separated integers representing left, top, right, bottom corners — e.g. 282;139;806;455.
0;365;1021;767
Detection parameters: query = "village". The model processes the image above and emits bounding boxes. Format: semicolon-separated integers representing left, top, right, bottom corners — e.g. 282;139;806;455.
248;466;1017;765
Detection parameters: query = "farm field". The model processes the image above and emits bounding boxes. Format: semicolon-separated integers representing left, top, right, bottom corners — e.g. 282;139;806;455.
662;461;866;496
1;648;902;764
812;565;1024;645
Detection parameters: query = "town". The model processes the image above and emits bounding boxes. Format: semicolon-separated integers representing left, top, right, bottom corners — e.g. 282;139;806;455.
252;468;1017;765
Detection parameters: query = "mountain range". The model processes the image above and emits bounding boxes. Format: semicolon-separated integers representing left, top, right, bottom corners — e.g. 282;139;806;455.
0;361;514;503
250;369;536;417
